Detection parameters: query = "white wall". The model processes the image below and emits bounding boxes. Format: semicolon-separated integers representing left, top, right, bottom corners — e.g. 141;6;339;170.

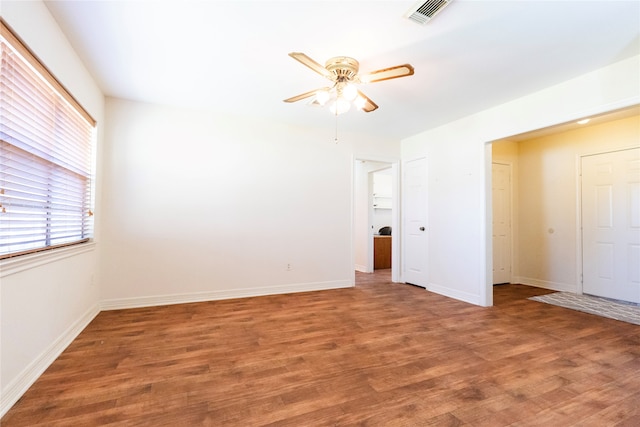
0;0;105;417
402;54;640;306
515;114;640;291
100;98;399;307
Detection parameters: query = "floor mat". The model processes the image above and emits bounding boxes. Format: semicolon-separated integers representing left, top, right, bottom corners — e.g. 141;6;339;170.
529;292;640;325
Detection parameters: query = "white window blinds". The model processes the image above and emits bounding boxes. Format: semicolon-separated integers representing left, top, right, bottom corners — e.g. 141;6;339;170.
0;20;96;259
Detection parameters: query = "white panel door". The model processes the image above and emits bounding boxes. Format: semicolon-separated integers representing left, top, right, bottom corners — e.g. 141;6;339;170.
582;148;640;303
403;157;428;287
492;163;512;284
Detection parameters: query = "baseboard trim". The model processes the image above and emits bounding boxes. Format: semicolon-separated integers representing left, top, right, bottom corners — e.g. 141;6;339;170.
1;303;100;418
100;280;354;311
354;264;368;273
514;276;576;293
426;283;481;306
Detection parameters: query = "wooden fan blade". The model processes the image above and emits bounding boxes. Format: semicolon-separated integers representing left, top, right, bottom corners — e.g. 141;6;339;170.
359;64;414;84
283;87;331;103
289;52;333;79
357;90;379;113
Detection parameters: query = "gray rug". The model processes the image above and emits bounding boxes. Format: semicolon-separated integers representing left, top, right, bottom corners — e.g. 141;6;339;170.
529;292;640;325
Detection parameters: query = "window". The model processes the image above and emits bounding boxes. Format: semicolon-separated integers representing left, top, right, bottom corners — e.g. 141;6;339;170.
0;20;96;259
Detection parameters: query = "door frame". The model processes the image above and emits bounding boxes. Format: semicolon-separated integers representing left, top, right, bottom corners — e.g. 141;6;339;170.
352;156;401;283
576;146;640;296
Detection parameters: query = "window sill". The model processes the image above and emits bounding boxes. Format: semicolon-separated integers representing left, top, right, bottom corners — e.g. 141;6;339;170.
0;242;97;278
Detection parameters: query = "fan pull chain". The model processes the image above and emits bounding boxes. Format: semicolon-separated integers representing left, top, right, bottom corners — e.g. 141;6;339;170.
334;110;339;143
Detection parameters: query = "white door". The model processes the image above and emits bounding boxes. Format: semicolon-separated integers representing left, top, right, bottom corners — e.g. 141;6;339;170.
492;163;512;284
582;148;640;303
403;157;428;287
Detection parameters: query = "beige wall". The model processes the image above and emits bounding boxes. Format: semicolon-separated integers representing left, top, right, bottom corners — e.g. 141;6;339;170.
495;114;640;291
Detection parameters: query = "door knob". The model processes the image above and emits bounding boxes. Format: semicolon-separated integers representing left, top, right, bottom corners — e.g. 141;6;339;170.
419;227;425;231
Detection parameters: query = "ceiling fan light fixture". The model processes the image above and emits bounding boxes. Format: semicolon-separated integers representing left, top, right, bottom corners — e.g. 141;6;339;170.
342;83;358;101
284;52;414;115
316;89;330;105
329;98;351;115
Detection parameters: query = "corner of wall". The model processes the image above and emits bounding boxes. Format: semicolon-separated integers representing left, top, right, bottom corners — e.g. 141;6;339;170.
1;303;100;418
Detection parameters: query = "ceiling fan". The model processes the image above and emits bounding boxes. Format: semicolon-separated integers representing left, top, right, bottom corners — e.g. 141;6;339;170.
283;52;414;114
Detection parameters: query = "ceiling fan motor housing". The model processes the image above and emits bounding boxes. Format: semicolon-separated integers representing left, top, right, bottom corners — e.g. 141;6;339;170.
325;56;359;81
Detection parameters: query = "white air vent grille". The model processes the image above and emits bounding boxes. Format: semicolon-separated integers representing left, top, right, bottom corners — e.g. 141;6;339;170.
406;0;453;25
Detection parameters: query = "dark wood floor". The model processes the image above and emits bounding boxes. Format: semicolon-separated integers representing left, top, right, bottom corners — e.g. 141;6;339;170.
3;271;640;426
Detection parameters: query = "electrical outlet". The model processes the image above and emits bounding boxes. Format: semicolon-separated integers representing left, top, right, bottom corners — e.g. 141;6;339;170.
287;263;292;271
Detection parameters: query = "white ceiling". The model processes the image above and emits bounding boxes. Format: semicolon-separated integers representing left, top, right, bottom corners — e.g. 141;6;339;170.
43;0;640;141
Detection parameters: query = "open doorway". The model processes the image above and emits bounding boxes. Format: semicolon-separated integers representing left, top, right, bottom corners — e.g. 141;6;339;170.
353;159;399;282
488;105;640;304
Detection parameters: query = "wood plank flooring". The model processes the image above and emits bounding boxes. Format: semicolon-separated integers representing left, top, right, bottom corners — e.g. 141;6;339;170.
3;271;640;426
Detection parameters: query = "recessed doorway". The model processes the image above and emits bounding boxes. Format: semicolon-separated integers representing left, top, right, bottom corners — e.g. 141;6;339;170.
488;105;640;305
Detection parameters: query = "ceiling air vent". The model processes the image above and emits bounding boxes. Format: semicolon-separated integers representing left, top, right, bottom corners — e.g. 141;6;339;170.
405;0;453;25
